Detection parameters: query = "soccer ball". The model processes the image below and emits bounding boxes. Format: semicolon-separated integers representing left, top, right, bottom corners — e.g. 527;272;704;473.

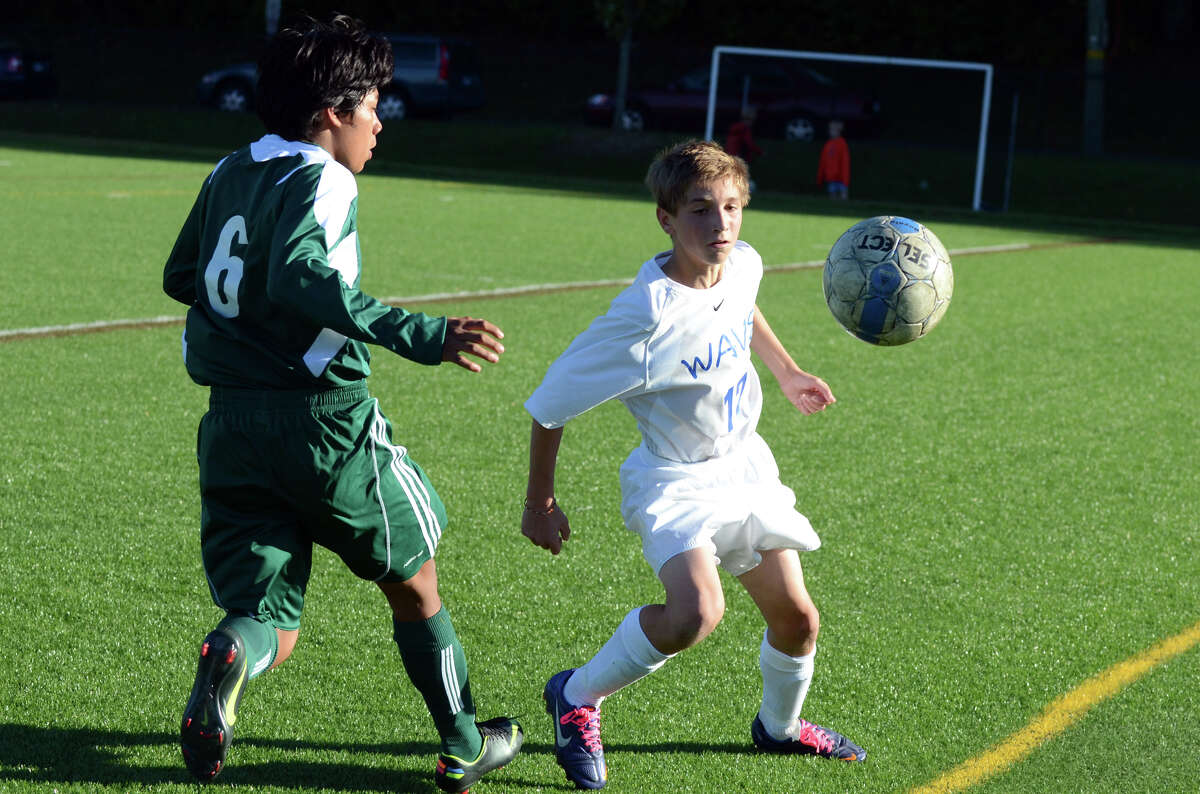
822;216;953;345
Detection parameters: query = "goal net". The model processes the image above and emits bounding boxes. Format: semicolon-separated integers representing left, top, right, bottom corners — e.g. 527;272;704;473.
705;45;995;211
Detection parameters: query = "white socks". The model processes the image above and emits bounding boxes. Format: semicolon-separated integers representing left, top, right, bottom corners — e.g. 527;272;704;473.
562;611;813;739
564;607;673;707
757;632;814;740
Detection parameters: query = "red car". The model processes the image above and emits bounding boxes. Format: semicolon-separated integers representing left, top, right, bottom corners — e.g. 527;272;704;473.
586;60;879;142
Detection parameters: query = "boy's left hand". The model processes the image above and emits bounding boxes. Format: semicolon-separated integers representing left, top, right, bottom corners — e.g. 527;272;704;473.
780;372;835;415
522;500;571;555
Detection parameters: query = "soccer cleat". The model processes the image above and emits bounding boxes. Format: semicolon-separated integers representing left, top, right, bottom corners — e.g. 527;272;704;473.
751;716;866;762
180;628;248;782
544;669;607;790
434;716;524;793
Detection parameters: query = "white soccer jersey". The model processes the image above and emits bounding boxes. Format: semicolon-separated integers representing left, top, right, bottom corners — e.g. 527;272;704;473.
526;241;765;464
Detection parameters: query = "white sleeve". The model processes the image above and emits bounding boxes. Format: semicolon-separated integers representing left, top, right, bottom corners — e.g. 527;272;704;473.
525;306;652;429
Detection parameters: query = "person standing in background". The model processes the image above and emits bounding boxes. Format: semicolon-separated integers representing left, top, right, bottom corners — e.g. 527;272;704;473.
816;120;849;199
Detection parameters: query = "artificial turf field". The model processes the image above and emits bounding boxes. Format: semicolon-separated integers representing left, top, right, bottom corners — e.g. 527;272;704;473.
0;139;1197;793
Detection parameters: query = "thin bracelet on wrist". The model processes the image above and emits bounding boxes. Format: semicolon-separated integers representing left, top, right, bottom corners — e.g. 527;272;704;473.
523;497;557;516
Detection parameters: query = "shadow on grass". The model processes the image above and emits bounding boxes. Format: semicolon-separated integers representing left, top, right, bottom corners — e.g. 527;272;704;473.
519;738;751;756
0;724;763;790
0;722;437;790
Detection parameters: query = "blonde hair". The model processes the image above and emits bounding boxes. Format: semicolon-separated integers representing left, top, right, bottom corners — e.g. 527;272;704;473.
645;139;750;215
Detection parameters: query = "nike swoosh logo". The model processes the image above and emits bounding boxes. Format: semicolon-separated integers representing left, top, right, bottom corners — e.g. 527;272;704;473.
713;299;725;311
225;666;245;726
555;707;572;748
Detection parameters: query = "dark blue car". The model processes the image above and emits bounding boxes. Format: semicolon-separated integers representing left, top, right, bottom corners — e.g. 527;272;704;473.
198;33;484;122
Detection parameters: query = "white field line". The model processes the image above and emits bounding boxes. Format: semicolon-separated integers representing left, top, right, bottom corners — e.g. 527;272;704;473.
0;314;185;340
2;242;1040;342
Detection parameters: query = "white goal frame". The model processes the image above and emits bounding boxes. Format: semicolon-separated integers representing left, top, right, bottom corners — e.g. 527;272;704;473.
705;45;994;211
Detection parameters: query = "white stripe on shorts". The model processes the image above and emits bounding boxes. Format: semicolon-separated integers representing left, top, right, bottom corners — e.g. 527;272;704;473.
369;402;441;566
390;454;441;553
366;410;394;579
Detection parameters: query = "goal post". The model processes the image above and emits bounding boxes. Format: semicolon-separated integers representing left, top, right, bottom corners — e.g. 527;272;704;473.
705;45;994;211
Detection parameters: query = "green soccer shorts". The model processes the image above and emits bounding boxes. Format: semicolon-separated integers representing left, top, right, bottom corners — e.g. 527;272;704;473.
196;382;448;631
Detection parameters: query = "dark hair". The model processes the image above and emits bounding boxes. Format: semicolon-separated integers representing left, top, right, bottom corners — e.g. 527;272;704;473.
256;13;393;141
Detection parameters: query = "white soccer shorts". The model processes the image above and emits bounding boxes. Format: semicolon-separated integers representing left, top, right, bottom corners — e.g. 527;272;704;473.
618;432;821;577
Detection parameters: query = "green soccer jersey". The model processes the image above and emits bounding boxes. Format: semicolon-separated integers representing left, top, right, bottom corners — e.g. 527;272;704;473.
164;135;446;388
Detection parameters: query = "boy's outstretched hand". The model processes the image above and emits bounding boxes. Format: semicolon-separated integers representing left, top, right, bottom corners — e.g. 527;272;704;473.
443;316;505;372
780;371;836;415
522;499;571;555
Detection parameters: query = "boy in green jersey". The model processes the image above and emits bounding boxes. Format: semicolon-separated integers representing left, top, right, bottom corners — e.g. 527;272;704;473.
163;14;521;791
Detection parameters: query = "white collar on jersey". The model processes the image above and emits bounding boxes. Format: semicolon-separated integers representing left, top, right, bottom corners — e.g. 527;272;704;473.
250;134;333;165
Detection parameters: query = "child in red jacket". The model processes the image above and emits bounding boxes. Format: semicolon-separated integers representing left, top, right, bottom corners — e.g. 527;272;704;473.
816;120;849;199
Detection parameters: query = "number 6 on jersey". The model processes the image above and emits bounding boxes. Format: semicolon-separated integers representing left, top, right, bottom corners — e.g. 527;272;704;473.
204;215;248;318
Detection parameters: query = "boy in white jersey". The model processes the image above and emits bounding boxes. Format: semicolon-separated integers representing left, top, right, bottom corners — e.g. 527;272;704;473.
522;140;865;789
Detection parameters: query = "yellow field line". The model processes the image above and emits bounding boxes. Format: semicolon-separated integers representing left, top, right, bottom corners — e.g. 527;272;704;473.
911;619;1200;794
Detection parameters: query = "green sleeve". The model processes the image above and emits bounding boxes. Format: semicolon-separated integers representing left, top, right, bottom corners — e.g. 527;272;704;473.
267;178;447;365
163;188;205;306
326;279;448;365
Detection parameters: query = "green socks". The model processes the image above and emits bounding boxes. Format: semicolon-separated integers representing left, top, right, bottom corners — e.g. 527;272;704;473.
217;614;278;679
212;609;482;759
393;606;481;760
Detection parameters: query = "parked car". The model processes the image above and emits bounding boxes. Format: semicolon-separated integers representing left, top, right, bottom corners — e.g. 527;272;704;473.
197;33;484;121
197;61;257;113
0;38;56;100
585;60;879;142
